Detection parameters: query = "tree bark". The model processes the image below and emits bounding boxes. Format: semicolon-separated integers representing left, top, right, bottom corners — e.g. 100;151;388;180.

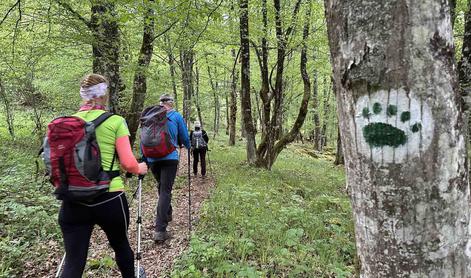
239;0;257;163
207;65;220;136
90;1;123;114
325;0;470;276
334;126;344;165
180;49;194;126
312;69;321;150
195;65;203;127
320;77;331;150
165;35;179;112
229;49;238;146
127;0;155;145
459;0;471;107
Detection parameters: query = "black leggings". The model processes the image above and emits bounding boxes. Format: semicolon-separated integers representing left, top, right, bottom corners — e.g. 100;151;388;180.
151;160;178;232
192;147;207;176
58;192;134;278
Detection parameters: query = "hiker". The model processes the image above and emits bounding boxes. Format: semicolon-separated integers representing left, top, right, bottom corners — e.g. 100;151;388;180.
190;121;209;177
51;74;147;278
140;94;190;243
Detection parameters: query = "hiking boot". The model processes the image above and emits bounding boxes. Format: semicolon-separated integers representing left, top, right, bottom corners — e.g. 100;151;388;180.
153;231;170;243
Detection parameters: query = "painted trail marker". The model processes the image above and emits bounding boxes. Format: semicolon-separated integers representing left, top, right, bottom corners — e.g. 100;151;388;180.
354;89;433;165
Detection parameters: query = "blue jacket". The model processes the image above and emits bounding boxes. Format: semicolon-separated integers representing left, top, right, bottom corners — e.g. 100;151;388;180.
142;109;190;163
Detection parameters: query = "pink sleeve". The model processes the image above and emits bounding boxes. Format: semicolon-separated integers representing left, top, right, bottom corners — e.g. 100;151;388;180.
116;136;140;174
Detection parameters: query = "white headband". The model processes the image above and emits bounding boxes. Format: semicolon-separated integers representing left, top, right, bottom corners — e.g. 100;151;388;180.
80;82;108;100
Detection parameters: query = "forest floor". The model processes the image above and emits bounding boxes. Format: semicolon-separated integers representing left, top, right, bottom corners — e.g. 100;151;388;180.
22;148;215;278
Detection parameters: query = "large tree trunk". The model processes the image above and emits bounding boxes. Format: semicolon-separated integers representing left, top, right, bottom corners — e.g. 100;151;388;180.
90;1;123;114
459;0;471;107
239;0;257;163
229;49;238;146
326;0;471;276
127;0;155;145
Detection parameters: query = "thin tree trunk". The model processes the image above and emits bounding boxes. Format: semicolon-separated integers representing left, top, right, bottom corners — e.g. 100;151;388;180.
312;69;321;150
225;78;230;136
0;78;14;138
90;1;123;114
320;77;331;150
165;35;179;112
334;126;344;165
229;49;238;146
127;0;155;144
180;49;194;126
325;0;470;276
207;65;219;136
239;0;257;163
195;65;203;127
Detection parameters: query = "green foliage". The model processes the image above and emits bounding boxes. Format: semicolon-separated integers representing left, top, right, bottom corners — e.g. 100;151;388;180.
172;137;356;277
0;112;60;277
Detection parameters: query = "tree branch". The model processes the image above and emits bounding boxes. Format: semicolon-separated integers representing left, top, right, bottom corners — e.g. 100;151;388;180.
54;0;91;28
0;0;20;27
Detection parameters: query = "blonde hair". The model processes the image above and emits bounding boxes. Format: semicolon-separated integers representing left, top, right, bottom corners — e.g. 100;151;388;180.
80;74;109;106
80;73;108;88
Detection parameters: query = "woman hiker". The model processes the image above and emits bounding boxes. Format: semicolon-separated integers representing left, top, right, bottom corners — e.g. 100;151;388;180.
58;74;147;277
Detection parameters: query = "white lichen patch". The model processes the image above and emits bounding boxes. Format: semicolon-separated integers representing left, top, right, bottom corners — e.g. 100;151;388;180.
354;89;434;164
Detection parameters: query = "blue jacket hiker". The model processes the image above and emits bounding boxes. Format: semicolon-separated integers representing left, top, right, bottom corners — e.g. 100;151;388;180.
141;94;190;243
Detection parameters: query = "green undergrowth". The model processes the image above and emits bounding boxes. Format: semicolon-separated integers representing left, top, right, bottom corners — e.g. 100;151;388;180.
0;111;61;277
172;137;356;277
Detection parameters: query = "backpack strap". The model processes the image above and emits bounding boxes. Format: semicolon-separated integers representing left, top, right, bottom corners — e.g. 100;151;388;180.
91;112;120;180
91;112;114;128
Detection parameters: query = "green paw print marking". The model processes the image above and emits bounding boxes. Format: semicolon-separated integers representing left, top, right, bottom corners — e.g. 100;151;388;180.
362;103;422;148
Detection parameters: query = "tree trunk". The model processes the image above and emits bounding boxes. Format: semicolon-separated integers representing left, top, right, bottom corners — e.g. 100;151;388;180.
194;65;203;127
265;0;311;169
225;81;230;136
207;65;220;136
165;35;179;112
180;49;194;126
0;78;14;139
312;69;321;150
450;0;457;28
320;77;331;150
239;0;257;163
334;126;344;165
127;0;155;145
90;1;123;114
325;0;470;276
229;49;238;146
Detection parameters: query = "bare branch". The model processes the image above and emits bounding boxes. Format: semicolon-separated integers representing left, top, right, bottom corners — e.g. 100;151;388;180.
0;0;20;27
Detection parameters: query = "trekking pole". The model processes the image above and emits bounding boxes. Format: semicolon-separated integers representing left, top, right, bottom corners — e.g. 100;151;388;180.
55;253;66;278
136;175;147;278
187;148;192;233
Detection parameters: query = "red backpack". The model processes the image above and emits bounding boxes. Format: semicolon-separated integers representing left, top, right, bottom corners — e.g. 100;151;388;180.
140;105;175;158
41;112;119;201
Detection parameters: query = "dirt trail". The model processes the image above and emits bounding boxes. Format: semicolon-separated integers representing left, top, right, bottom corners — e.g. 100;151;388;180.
28;149;214;277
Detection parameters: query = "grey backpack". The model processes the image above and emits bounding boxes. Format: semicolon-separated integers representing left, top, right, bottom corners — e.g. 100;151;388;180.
191;130;207;149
